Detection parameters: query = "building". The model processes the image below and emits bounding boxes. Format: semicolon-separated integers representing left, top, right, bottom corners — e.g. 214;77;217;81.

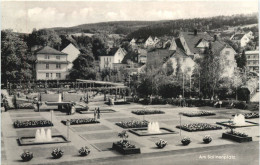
144;36;155;48
61;43;80;70
245;50;259;72
35;46;69;80
230;33;251;47
99;47;127;70
210;40;237;78
176;31;213;58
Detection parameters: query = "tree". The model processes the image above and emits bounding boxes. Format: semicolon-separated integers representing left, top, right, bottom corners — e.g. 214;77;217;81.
237;50;247;69
69;53;96;80
1;30;34;83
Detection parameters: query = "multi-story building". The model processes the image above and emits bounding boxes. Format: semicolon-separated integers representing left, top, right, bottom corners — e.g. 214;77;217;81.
245;50;259;72
35;46;69;80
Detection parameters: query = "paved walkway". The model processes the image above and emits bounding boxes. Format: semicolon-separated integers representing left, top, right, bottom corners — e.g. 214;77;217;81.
1;100;259;165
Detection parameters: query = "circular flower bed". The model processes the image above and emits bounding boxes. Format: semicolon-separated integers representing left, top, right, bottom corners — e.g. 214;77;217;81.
116;120;149;128
61;118;99;125
203;135;212;144
132;110;165;115
14;120;53;128
51;148;64;159
78;146;91;156
176;123;222;132
181;137;191;146
155;139;167;148
21;151;33;162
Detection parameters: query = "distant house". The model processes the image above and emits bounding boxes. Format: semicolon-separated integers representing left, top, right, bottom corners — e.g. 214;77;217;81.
99;47;127;70
176;31;213;58
61;43;80;70
35;46;69;80
210;40;237;78
130;38;136;46
163;48;195;76
245;50;259;72
144;36;155;48
245;31;254;39
230;33;250;47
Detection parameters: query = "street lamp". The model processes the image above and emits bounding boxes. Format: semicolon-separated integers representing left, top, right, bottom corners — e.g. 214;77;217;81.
66;119;70;141
50;110;53;130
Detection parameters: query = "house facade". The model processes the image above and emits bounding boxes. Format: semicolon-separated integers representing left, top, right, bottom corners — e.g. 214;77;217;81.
61;43;80;70
99;47;127;70
245;50;259;71
144;36;155;48
230;33;250;47
35;46;69;80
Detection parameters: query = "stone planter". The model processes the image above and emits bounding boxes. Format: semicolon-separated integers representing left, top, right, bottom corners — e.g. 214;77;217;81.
222;133;252;143
112;143;141;155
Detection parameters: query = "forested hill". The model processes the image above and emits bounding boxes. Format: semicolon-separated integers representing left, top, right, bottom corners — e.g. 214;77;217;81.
127;13;258;39
46;21;168;35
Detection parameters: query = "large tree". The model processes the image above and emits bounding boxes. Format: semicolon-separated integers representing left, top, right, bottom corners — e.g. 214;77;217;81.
1;30;34;83
69;53;96;80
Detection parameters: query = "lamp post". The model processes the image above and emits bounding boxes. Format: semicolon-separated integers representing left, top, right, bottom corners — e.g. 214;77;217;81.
66;119;70;141
50;110;53;130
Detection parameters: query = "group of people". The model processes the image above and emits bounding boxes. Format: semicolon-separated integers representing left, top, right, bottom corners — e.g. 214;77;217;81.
94;107;101;120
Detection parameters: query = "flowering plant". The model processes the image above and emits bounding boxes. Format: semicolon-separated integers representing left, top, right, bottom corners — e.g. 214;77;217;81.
176;123;222;132
155;139;167;148
51;148;64;159
61;118;99;125
14;120;53;128
116;120;149;128
181;137;191;145
78;146;91;156
116;140;136;148
132;110;164;115
21;151;33;161
203;135;212;144
226;131;248;137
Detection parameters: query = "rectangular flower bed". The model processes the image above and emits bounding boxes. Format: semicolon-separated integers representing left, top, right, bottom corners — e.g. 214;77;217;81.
232;113;259;119
116;120;149;129
18;135;70;146
181;111;216;117
132;110;165;115
112;142;141;155
61;118;100;125
13;120;53;128
176;123;222;132
222;133;252;143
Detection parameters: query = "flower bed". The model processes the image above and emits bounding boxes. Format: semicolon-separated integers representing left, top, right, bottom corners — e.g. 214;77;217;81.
181;111;216;117
132;110;165;115
112;142;141;155
61;118;99;125
222;132;252;143
115;120;149;128
18;103;35;109
13;120;53;128
243;113;259;119
176;123;222;132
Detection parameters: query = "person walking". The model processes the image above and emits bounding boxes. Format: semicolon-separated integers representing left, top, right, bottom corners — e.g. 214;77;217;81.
94;108;97;121
97;107;100;119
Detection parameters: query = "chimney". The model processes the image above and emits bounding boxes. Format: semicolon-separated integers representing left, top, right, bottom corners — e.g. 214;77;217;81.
194;29;198;36
214;34;218;41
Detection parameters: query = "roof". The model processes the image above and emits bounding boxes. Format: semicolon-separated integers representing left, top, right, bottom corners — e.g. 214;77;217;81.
146;49;175;64
36;46;67;55
122;51;138;64
231;34;246;40
211;40;227;55
179;32;213;54
245;50;259;55
100;47;127;57
169;47;190;59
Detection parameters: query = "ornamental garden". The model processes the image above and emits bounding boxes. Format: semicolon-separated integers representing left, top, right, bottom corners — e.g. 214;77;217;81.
1;89;259;164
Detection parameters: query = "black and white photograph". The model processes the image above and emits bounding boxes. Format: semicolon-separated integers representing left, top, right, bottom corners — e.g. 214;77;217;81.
1;0;259;164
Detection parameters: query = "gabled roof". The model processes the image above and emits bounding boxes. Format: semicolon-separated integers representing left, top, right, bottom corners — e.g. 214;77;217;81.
231;34;246;40
100;47;126;57
36;46;67;55
179;32;213;54
169;47;190;59
210;40;235;55
122;51;138;64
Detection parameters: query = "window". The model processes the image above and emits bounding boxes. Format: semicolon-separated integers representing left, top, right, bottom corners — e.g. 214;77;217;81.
56;56;60;60
50;73;52;77
248;56;250;59
56;73;61;78
253;61;257;64
56;64;61;69
45;55;50;59
187;67;191;72
46;73;49;78
46;64;49;69
248;61;251;65
225;51;230;55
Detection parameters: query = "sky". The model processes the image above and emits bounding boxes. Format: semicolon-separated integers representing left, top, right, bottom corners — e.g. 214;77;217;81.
1;0;258;33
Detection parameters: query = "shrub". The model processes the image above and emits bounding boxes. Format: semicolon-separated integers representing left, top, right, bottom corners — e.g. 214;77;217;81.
78;146;91;156
155;139;167;148
21;151;33;162
203;135;212;144
181;137;191;145
51;148;64;159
